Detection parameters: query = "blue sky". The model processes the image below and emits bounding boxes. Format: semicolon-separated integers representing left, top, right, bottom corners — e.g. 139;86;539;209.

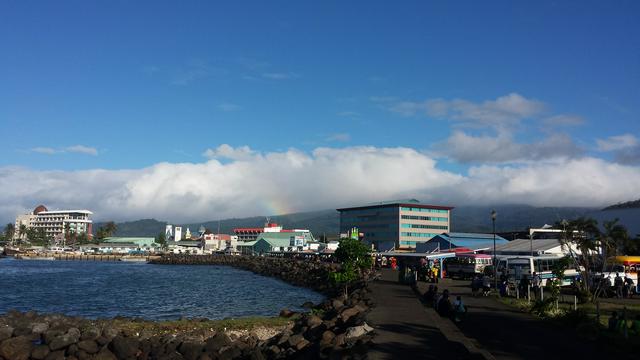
1;1;639;222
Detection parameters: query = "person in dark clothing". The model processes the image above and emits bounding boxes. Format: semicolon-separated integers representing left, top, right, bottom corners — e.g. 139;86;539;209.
423;284;436;306
519;274;531;299
437;289;453;318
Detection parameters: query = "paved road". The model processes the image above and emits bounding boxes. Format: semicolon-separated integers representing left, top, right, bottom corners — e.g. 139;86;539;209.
419;279;610;360
367;279;483;359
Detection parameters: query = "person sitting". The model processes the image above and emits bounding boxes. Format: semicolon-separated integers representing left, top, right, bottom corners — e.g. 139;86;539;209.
437;289;452;318
423;284;436;305
453;295;467;322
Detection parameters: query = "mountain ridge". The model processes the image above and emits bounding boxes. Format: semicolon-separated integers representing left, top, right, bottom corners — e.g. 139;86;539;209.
94;205;605;238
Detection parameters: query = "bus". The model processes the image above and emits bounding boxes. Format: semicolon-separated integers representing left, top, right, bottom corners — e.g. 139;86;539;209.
606;256;639;292
446;254;493;279
497;255;579;286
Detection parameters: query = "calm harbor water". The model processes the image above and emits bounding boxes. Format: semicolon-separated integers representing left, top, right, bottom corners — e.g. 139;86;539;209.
0;258;324;321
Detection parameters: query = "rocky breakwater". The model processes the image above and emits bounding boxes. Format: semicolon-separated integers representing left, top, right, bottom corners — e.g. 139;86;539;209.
0;310;278;360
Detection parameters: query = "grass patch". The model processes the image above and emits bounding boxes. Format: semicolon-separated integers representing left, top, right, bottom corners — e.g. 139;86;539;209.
103;315;296;337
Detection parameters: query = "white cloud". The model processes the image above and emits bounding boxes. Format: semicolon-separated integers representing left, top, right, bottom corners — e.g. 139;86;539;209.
66;145;98;156
325;133;351;142
261;72;299;80
202;144;257;161
436;131;583;163
30;145;97;156
542;115;585;127
30;147;59;155
385;93;545;130
217;103;241;112
2;146;640;224
596;134;639;152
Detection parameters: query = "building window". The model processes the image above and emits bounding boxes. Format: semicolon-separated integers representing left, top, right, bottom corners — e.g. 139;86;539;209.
400;224;448;230
400;215;448;222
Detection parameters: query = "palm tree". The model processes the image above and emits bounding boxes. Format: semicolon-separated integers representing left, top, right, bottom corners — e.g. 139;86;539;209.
18;224;28;244
64;223;71;247
4;223;15;242
557;217;601;298
104;221;117;237
600;218;629;258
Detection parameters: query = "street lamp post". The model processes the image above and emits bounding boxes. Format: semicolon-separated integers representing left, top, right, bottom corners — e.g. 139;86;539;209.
492;210;497;292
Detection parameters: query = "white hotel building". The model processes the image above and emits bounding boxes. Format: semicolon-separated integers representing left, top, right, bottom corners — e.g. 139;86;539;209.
15;205;93;241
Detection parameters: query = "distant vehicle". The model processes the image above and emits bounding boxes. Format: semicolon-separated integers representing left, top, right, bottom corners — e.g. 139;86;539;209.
446;254;492;279
497;255;579;286
596;256;639;292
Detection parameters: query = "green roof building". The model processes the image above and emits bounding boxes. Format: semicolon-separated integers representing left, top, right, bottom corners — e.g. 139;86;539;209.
237;231;315;255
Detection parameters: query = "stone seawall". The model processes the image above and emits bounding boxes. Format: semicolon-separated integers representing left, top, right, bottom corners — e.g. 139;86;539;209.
0;255;374;359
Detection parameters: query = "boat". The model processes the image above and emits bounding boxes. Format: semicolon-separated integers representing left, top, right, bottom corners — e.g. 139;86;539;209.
2;246;24;256
119;256;148;263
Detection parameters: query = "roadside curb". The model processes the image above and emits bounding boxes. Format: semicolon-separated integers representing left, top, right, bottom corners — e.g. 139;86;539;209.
411;285;496;360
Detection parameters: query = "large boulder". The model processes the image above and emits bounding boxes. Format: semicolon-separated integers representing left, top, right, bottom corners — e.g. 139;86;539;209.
0;335;33;360
94;348;118;360
109;335;140;359
178;341;203;360
49;329;80;351
0;326;13;342
31;344;50;360
204;333;232;353
77;339;99;354
345;322;374;340
31;322;50;334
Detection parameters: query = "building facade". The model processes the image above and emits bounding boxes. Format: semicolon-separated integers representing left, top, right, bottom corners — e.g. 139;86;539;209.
337;199;453;250
14;205;93;242
234;221;283;242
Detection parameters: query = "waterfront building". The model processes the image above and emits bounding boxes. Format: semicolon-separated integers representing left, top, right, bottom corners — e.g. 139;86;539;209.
337;199;453;251
166;240;203;254
14;205;93;242
102;237;158;248
237;231;316;255
202;233;237;252
233;221;283;242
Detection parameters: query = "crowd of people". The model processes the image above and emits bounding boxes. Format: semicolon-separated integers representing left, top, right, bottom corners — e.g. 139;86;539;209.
593;273;636;299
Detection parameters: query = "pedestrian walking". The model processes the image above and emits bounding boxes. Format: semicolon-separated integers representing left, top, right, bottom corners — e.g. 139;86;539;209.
614;273;624;299
531;272;541;299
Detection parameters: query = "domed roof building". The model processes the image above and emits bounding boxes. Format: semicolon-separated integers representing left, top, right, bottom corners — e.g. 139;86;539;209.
33;205;48;215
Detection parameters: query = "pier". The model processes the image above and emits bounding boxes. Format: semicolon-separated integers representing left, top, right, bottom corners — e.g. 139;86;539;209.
16;253;160;262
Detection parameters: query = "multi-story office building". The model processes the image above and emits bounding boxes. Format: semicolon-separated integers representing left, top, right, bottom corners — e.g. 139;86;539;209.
337;199;453;250
14;205;93;241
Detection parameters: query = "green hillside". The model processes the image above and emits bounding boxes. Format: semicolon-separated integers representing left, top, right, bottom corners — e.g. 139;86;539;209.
95;205;599;238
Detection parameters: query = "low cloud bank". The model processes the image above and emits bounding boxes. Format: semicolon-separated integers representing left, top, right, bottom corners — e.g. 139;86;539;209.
1;145;639;224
